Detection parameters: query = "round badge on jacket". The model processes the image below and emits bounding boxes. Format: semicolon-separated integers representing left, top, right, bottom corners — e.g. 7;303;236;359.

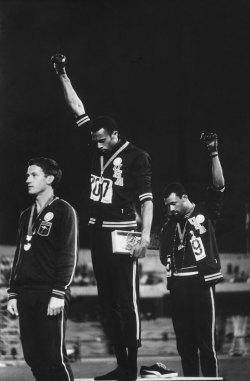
113;157;122;166
44;212;54;222
196;214;205;224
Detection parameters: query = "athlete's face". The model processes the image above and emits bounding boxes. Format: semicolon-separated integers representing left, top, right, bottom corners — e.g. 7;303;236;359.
164;192;188;219
92;128;119;153
26;165;53;196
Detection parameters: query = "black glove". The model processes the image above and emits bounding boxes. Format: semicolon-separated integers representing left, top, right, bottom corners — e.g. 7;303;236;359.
200;132;218;155
51;53;66;75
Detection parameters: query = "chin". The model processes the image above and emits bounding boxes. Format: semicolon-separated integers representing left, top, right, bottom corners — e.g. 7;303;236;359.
169;214;182;222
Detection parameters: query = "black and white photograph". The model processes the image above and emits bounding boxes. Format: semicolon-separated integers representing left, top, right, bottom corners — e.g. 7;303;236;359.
0;1;250;380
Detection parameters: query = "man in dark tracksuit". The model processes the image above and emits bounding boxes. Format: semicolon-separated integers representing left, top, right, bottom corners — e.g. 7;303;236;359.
7;157;78;381
51;54;153;381
160;133;225;377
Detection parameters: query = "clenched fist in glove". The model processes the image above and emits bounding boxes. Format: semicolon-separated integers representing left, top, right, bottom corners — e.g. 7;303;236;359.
51;53;66;75
200;132;218;156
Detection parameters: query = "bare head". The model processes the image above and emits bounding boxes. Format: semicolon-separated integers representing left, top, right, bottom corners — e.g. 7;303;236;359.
163;183;192;220
26;157;62;196
91;116;119;153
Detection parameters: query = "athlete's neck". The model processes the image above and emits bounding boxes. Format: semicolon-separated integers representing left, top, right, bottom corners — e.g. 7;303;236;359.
184;202;195;218
111;138;121;151
36;188;54;212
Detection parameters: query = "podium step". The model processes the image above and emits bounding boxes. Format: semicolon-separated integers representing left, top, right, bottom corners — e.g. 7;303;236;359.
75;377;223;381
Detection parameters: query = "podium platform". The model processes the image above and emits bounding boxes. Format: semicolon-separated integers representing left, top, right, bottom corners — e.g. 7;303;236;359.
2;355;247;381
75;377;225;381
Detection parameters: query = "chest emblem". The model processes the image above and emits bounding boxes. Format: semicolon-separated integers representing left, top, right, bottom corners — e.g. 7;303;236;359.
113;157;123;186
188;215;206;234
38;221;52;236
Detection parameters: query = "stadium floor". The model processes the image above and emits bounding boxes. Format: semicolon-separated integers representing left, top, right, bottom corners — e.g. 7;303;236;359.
0;355;249;381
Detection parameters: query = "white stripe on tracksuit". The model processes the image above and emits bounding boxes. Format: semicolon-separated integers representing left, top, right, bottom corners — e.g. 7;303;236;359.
210;287;218;377
57;200;78;381
60;312;71;381
132;261;140;340
61;200;78;289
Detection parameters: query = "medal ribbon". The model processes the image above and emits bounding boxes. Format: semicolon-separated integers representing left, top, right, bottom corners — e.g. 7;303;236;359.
24;196;56;250
26;203;36;240
100;141;129;178
177;220;187;247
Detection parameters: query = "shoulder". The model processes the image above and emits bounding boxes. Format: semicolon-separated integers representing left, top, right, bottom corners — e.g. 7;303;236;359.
52;198;77;217
128;142;150;158
192;200;219;225
189;204;209;222
193;203;207;215
19;206;32;220
125;143;151;166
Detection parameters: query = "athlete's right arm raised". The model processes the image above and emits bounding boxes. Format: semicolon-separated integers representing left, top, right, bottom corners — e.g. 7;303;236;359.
51;53;86;117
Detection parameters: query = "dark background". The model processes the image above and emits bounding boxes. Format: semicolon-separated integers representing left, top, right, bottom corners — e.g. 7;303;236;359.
0;0;250;251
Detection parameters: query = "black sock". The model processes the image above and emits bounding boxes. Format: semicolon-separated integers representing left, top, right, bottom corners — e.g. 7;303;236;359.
114;343;128;369
127;344;138;373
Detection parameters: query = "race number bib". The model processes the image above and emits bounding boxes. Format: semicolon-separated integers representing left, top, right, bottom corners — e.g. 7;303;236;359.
90;175;113;204
190;233;206;261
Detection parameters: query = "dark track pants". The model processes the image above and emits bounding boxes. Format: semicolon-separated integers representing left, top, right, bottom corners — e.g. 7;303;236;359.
90;228;140;371
17;288;74;381
170;276;218;377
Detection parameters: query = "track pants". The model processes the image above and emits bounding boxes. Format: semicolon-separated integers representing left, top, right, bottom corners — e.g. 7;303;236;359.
90;228;140;372
17;288;74;381
170;276;218;377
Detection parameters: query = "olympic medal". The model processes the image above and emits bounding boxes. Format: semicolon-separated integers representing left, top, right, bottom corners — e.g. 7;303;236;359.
24;243;31;251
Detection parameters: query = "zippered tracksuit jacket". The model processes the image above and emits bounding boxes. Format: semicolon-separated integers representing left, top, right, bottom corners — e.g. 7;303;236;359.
8;197;78;381
160;186;224;377
76;113;153;373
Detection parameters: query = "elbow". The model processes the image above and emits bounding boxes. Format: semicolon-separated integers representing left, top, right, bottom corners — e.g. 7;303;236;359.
68;101;85;117
141;200;153;214
142;199;153;208
213;176;225;189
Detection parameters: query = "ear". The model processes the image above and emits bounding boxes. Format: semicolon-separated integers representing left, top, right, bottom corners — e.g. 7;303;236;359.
112;130;119;137
46;175;54;186
182;194;188;200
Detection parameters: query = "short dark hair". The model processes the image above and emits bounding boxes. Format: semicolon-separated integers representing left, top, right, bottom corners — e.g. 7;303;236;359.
91;115;118;134
162;182;187;199
28;157;62;189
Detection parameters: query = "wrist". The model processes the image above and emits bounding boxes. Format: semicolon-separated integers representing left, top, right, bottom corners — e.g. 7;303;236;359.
210;152;218;158
141;233;150;246
56;68;66;75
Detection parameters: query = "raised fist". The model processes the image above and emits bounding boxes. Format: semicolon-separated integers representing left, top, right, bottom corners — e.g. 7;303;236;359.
51;53;66;75
200;132;218;154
